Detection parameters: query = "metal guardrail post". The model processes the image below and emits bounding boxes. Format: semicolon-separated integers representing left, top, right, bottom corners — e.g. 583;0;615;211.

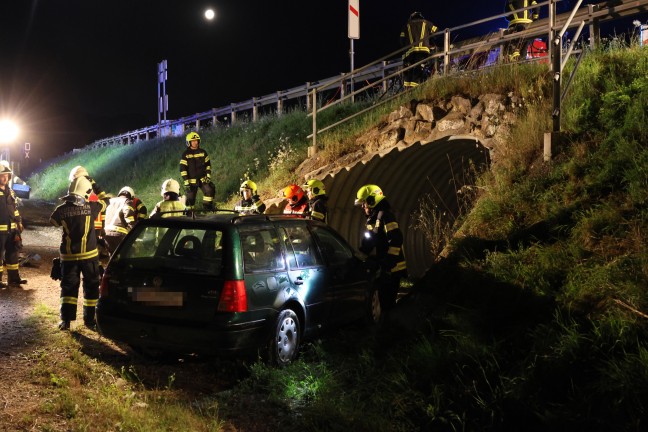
230;104;236;124
310;88;317;156
546;0;561;161
277;91;283;117
588;4;600;49
382;61;388;93
252;97;258;122
305;82;311;112
444;29;450;76
212;109;217;127
195;118;200;130
340;73;346;100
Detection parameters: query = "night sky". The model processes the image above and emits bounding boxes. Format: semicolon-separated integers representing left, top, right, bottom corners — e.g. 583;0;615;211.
0;1;613;168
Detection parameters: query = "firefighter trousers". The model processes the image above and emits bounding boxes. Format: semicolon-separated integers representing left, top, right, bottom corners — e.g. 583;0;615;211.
59;259;101;324
185;181;215;210
0;231;23;285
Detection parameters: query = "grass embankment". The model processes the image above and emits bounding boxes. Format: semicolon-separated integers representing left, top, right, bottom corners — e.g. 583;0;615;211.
22;45;648;431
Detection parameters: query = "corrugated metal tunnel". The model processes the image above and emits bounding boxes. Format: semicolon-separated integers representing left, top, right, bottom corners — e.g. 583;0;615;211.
321;136;490;279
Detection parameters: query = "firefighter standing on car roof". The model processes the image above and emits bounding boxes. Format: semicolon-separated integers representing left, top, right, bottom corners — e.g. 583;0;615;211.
50;166;110;331
282;184;309;216
180;132;215;211
400;12;438;88
0;162;27;288
303;179;328;223
355;184;407;318
505;0;539;61
234;180;266;215
150;179;186;218
104;186;137;254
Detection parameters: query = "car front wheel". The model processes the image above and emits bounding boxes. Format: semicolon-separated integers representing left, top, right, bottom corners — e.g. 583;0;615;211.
367;286;382;325
269;309;301;366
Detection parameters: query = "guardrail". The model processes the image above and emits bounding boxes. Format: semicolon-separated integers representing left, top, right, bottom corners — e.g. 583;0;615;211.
90;0;647;150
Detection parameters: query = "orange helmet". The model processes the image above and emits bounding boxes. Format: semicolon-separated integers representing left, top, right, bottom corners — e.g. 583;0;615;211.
283;184;304;204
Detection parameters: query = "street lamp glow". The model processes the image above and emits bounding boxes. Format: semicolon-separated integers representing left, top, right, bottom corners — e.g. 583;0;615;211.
0;120;19;144
204;9;215;20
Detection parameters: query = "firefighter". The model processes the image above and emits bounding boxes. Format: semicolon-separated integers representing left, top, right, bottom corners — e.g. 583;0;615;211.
303;179;329;223
354;184;407;318
50;167;110;330
179;132;215;211
104;186;137;254
89;192;110;258
234;180;266;215
0;162;27;288
131;192;148;221
282;184;309;216
150;179;186;218
400;12;438;88
504;0;540;61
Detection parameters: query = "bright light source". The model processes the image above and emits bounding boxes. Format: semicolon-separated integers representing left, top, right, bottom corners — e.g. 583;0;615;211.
0;120;19;144
204;9;215;20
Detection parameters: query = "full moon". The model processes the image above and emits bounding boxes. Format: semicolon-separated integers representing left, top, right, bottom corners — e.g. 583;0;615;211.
204;9;215;20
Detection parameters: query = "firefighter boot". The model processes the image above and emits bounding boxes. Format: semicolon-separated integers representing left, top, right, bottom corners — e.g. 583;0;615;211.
83;306;97;330
58;320;71;331
8;269;27;287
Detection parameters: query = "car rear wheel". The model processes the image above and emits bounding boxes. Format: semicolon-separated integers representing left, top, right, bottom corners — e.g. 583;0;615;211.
269;309;300;367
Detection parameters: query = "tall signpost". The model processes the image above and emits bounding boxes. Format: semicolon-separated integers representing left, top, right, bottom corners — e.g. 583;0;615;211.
348;0;359;103
157;60;168;137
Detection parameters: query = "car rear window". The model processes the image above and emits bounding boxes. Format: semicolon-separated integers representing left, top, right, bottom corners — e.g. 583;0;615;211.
240;227;286;272
113;225;224;275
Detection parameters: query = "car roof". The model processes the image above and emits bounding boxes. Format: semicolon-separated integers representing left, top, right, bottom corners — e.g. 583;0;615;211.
137;213;323;229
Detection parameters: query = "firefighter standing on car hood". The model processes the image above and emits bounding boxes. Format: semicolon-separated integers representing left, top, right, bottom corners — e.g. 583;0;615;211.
0;161;27;288
180;132;215;211
50;166;110;330
303;179;329;223
355;184;407;318
235;180;266;215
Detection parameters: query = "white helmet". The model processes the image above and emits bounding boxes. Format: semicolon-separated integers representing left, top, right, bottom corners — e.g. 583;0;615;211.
0;161;12;179
161;179;180;196
69;165;89;182
65;176;93;202
119;186;135;198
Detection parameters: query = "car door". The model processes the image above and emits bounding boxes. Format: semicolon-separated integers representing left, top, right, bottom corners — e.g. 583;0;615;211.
279;222;329;336
311;224;370;325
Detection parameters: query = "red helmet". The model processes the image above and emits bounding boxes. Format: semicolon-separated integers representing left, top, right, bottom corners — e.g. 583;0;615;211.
283;184;304;204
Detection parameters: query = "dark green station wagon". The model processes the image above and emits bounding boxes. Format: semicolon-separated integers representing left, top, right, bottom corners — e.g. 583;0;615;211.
96;214;380;365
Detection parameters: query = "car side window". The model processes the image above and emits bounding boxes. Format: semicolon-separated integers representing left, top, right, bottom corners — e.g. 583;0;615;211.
282;225;322;268
240;228;285;272
311;226;353;266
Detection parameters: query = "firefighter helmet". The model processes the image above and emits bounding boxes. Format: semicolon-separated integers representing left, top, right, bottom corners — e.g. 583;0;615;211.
161;179;180;196
409;11;425;20
240;179;257;195
303;179;325;196
354;184;385;208
68;165;89;182
119;186;134;198
185;131;201;147
283;184;304;204
0;161;12;179
67;176;93;201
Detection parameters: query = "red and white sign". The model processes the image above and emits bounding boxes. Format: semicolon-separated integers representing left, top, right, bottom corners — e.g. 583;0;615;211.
348;0;359;39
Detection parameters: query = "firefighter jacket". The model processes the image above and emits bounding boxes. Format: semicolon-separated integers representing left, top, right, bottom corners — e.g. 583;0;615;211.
0;185;21;234
150;199;186;218
50;186;109;262
105;196;136;236
359;200;407;276
180;147;212;186
132;196;148;220
283;196;309;216
506;0;539;26
400;18;438;58
235;195;266;215
308;195;329;223
89;193;105;231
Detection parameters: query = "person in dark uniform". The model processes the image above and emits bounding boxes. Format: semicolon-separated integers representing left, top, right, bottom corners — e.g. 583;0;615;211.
180;132;216;211
303;179;329;223
234;180;266;215
504;0;540;61
0;162;27;288
355;184;407;319
400;12;438;88
50;167;110;330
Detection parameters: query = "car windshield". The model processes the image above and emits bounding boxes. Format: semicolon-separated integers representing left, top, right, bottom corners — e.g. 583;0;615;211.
112;225;224;275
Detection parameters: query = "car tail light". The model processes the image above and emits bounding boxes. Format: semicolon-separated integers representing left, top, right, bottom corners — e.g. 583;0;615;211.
218;280;247;312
